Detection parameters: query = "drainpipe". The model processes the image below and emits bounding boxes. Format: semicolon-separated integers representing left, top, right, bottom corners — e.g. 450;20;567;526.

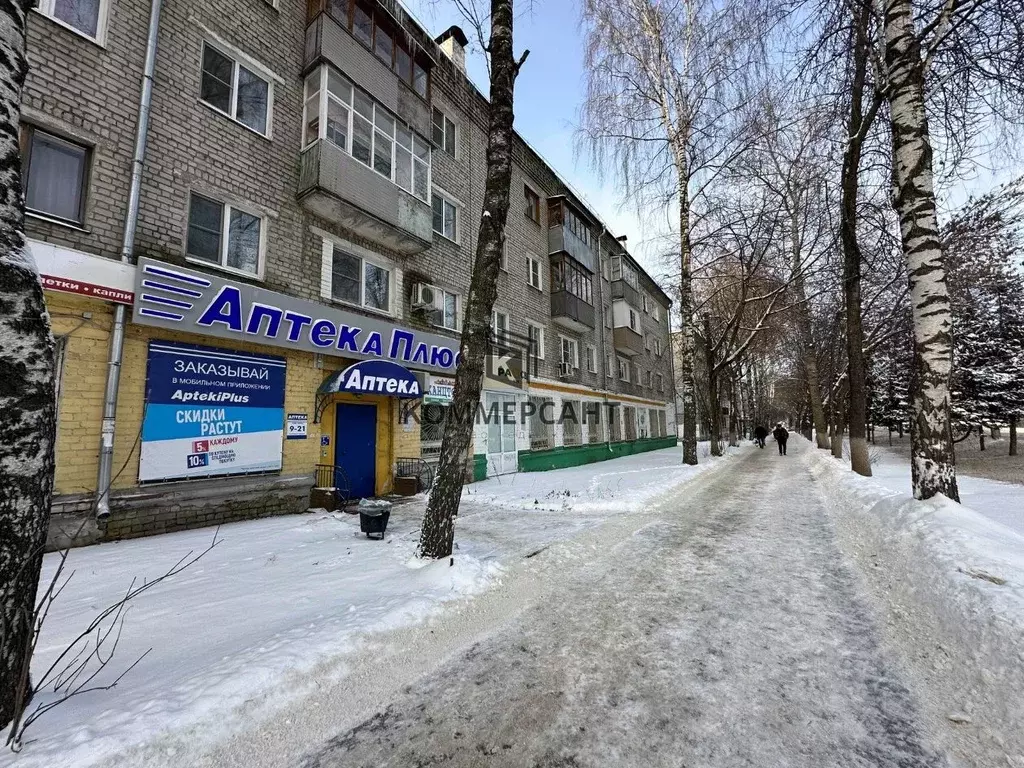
95;0;162;519
595;228;610;444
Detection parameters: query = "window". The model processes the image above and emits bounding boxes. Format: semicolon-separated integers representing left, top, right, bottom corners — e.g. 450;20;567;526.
618;357;630;382
36;0;108;41
553;203;593;249
432;192;458;241
186;193;263;276
524;186;540;222
527;255;543;290
656;373;665;393
636;367;643;387
605;307;612;329
432;108;456;156
428;288;459;331
628;308;640;332
491;310;509;348
527;322;545;360
624;406;637;440
560;336;579;369
611;256;639;290
586;402;602;444
602;257;611;281
653;304;662;323
655;338;662;357
22;127;88;226
352;2;373;45
644;335;652;353
529;395;553;450
420;403;448;458
605;353;612;378
550;256;593;305
649;408;660;437
324;0;430;97
642;293;650;313
500;241;509;272
645;370;653;387
562;400;582;446
303;67;430;201
326;241;392;312
585;345;596;373
413;61;428;98
200;43;271;136
374;19;393;65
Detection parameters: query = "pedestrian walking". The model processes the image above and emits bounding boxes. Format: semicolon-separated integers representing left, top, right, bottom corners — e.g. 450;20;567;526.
773;423;789;455
753;425;768;449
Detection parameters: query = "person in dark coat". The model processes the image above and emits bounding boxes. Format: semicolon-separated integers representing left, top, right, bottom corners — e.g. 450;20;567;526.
753;425;768;448
773;423;789;455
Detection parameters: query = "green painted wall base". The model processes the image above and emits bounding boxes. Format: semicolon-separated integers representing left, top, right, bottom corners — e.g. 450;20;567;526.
517;436;678;473
472;453;488;482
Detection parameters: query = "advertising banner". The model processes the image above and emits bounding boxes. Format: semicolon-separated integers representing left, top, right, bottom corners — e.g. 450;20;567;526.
424;374;455;405
140;341;286;482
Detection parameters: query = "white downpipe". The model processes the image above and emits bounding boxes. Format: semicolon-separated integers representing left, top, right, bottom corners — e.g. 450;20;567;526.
95;0;162;519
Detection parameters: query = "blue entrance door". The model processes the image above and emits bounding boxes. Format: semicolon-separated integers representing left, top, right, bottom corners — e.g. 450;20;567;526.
335;403;377;499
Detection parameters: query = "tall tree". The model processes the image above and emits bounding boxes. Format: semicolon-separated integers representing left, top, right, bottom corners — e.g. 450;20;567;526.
0;0;58;729
838;0;882;477
580;0;770;465
419;0;528;560
876;0;1024;499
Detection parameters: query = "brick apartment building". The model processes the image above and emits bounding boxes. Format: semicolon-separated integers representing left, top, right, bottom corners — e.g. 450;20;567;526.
24;0;676;547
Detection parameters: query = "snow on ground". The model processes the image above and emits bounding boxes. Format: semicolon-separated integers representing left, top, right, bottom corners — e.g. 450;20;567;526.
869;441;1023;536
1;445;723;768
806;441;1024;766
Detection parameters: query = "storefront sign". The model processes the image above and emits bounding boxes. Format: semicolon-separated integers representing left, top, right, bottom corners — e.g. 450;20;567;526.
320;360;421;398
131;258;459;374
30;240;135;304
286;413;308;440
139;340;286;482
424;374;456;405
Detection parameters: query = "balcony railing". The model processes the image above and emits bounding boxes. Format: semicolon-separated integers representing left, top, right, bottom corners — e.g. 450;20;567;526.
298;140;432;254
611;278;640;309
550;290;596;331
613;325;644;357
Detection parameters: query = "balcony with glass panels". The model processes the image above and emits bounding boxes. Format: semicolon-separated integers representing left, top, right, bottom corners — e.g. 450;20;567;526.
298;66;432;254
549;254;596;332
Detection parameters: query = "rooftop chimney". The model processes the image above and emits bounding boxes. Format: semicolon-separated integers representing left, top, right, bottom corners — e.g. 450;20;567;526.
435;25;468;74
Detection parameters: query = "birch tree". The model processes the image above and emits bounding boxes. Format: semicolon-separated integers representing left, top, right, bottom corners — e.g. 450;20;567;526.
0;0;58;729
418;0;528;560
876;0;1024;500
579;0;772;465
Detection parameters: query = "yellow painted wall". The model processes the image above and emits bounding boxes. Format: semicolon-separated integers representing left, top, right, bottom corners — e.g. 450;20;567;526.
46;289;326;496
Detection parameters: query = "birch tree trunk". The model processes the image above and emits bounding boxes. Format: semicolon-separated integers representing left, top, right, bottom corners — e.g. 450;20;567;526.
0;0;57;729
882;0;959;501
418;0;523;559
677;147;698;465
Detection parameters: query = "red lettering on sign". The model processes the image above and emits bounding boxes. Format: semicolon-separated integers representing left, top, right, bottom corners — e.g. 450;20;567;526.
41;274;134;304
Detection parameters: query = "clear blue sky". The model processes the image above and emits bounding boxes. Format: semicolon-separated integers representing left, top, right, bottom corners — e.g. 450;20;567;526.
402;0;671;280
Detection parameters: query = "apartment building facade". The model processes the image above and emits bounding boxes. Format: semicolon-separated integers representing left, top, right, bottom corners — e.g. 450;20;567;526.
25;0;675;547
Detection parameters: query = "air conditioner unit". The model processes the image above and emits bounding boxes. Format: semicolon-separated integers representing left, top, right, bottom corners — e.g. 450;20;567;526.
559;362;574;378
413;283;444;311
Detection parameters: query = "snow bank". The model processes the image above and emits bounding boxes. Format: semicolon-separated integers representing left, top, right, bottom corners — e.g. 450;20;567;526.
463;441;721;514
805;445;1024;762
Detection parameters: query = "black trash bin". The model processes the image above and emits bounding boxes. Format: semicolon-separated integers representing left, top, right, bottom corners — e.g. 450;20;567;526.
358;501;392;539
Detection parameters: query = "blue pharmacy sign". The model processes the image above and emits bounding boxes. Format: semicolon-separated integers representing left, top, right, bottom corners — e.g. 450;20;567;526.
318;360;422;398
139;340;287;482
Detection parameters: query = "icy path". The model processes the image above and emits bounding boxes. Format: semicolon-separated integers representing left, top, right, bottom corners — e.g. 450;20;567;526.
298;440;948;768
